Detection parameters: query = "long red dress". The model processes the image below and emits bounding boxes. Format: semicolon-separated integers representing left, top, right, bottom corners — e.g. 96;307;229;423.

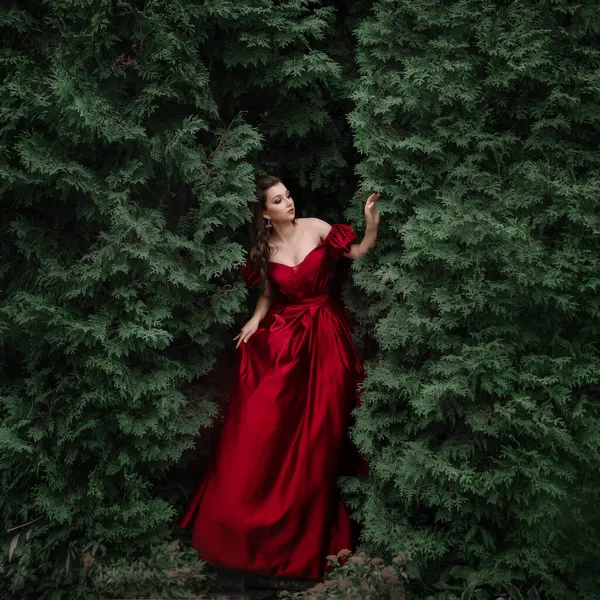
179;224;366;579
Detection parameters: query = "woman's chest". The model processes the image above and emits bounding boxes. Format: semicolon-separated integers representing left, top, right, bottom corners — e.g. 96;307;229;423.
268;246;331;298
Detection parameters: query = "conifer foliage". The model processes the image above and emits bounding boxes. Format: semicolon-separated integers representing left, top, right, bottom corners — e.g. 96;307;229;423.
0;0;354;595
347;1;600;597
0;1;259;594
199;0;362;214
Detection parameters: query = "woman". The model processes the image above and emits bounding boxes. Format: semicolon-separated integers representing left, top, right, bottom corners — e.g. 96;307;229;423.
180;176;380;580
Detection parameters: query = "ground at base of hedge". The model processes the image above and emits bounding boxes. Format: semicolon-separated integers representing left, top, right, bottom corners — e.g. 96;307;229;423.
208;567;316;599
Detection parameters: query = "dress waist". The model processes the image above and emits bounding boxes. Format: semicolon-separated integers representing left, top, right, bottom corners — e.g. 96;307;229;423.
276;293;330;308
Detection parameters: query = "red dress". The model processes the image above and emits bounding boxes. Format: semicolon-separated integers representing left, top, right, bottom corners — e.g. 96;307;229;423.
179;224;366;579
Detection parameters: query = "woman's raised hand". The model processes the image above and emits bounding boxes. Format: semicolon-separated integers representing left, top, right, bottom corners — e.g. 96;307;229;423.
364;192;381;229
234;317;260;349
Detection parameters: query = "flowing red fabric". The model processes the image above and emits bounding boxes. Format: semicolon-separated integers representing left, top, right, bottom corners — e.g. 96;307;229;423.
179;224;367;579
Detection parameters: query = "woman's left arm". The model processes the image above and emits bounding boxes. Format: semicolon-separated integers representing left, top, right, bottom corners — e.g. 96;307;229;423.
344;192;381;259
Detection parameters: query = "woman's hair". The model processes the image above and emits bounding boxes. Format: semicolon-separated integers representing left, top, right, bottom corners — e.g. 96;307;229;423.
251;175;295;294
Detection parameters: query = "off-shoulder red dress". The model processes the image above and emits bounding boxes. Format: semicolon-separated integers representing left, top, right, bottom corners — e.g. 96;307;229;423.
179;224;366;579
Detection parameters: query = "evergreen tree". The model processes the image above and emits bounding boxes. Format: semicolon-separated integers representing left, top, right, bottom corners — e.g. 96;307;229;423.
346;1;600;598
0;1;259;595
199;0;363;219
0;0;363;595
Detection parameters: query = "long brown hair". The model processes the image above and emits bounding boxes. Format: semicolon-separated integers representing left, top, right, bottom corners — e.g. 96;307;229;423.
251;175;296;294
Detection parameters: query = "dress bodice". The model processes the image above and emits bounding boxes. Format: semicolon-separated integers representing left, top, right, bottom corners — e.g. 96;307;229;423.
240;224;356;303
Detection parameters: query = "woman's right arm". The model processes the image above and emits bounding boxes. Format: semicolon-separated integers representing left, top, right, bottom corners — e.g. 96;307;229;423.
234;280;272;348
253;280;273;321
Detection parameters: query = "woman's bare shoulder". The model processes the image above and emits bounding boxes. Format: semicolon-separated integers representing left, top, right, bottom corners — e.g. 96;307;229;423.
299;217;331;241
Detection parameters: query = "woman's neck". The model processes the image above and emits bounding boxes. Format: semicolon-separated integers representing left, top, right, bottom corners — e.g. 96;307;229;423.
270;220;298;243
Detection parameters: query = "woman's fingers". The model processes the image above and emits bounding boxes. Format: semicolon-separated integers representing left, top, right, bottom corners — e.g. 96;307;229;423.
235;328;255;348
365;193;380;214
365;203;381;227
234;329;243;348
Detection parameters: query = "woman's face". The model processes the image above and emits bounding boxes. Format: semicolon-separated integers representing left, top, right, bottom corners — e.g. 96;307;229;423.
263;182;295;224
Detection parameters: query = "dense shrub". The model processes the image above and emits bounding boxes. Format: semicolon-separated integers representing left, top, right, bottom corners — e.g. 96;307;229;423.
345;1;600;598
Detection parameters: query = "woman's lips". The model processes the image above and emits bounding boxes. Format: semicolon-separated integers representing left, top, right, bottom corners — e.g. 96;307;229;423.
288;208;295;214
